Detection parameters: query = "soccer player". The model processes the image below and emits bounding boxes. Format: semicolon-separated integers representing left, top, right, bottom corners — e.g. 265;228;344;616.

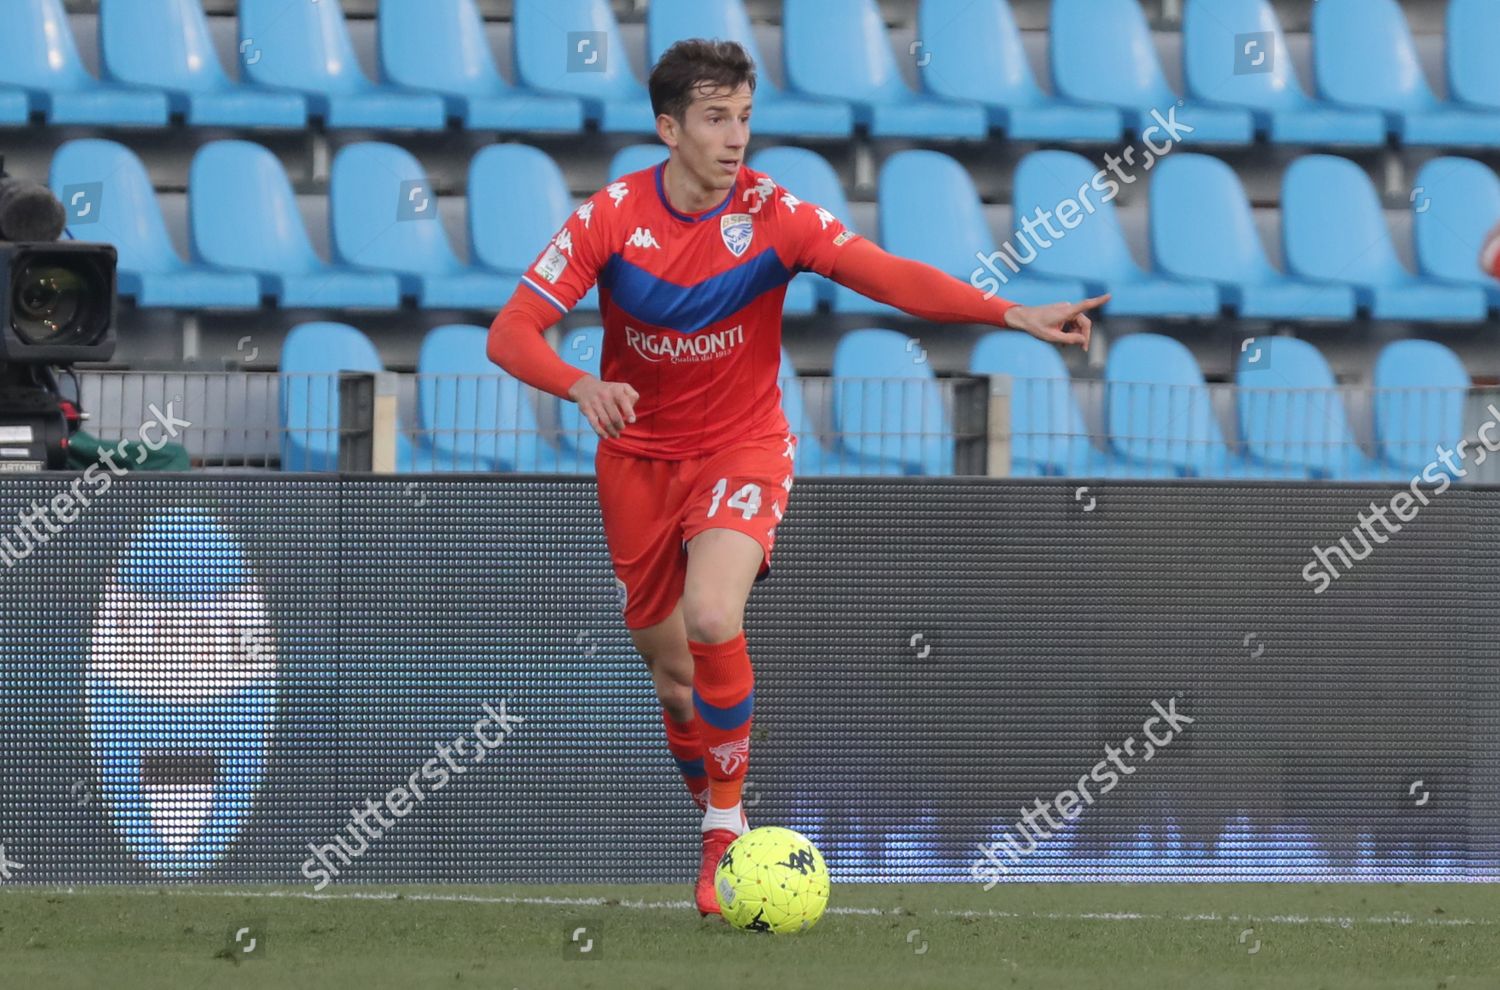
487;39;1106;917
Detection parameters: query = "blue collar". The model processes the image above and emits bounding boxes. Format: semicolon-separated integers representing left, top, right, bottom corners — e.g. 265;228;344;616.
655;161;736;224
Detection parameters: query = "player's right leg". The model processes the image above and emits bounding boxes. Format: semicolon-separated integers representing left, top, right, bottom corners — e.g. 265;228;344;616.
628;601;710;812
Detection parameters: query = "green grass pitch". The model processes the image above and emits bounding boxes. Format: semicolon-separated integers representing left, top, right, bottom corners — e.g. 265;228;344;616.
1;883;1494;989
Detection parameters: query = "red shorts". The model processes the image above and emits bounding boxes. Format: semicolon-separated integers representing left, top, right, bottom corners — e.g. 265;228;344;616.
596;432;796;630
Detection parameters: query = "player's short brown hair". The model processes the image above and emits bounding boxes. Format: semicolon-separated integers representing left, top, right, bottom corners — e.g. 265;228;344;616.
648;39;757;121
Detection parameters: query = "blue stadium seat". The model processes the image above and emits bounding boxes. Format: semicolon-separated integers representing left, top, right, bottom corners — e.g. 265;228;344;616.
329;143;514;310
1313;0;1500;146
1372;339;1471;477
1235;336;1402;480
1050;0;1253;144
1412;157;1500;310
1281;155;1488;321
239;0;445;129
878;150;1089;309
512;0;655;133
1012;150;1221;316
969;330;1174;478
1448;0;1500;112
554;326;604;467
1181;0;1385;146
647;0;852;137
917;0;1121;142
778;346;852;476
831;328;955;476
49;140;260;309
279;322;417;472
1150;155;1356;319
468;144;588;309
416;324;585;472
782;0;987;139
0;87;29;125
99;0;306;128
1106;333;1306;479
0;0;168;125
608;144;668;182
378;0;583;132
751;146;897;316
189;141;401;309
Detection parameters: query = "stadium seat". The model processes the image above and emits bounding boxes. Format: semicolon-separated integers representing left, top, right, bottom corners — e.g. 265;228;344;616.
512;0;655;133
1412;157;1500;310
608;144;668;182
0;87;30;126
1012;150;1221;316
238;0;445;129
1313;0;1500;146
99;0;306;128
916;0;1121;142
329;143;515;309
782;0;988;139
831;328;955;476
1181;0;1385;146
0;0;169;126
969;330;1174;478
1281;156;1489;322
279;321;417;472
1049;0;1254;144
1372;339;1471;477
1150;155;1356;319
647;0;852;137
416;324;585;472
1235;336;1402;480
378;0;583;132
751;146;897;316
468;144;599;311
553;326;604;467
49;140;261;309
778;346;855;475
1448;0;1500;112
189;141;401;309
877;150;1089;310
1106;333;1306;478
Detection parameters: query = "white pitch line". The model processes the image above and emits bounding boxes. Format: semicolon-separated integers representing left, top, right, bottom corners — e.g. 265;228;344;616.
12;887;1493;928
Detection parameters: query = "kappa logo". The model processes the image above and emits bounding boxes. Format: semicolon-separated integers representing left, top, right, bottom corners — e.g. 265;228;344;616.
708;737;750;775
815;207;836;230
780;847;818;875
576;201;595;229
607;181;630;207
720;212;753;258
627;227;661;249
553;228;574;257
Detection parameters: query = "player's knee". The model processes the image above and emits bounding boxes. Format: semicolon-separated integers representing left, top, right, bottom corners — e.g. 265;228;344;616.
681;599;741;646
657;683;693;722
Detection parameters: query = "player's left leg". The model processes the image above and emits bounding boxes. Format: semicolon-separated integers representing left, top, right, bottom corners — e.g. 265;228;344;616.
682;527;764;915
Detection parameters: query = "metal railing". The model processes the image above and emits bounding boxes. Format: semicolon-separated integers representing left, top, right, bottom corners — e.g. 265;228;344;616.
55;370;1500;482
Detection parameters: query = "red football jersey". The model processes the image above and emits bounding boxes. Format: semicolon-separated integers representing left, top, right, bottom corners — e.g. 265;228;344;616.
521;162;859;460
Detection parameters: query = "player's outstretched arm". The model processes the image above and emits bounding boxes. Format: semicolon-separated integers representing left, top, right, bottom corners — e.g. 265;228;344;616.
487;286;639;439
827;237;1108;350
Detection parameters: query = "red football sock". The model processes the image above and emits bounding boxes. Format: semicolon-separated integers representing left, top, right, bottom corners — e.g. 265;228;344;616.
661;709;709;811
690;631;754;811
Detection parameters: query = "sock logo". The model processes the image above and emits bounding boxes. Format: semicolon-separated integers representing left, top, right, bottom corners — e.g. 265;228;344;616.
708;738;749;775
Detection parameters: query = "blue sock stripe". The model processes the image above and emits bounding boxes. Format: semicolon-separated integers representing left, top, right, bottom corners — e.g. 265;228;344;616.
692;687;755;731
673;756;706;777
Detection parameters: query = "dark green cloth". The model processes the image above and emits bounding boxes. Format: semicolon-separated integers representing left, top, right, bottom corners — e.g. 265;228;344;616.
66;429;191;471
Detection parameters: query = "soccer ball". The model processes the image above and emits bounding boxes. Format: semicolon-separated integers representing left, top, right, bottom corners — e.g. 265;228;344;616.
713;826;829;934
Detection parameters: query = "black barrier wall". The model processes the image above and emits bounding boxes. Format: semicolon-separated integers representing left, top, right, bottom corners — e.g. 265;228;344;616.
0;476;1495;884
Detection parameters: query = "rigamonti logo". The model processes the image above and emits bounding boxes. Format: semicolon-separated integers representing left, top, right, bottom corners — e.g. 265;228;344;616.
625;324;744;364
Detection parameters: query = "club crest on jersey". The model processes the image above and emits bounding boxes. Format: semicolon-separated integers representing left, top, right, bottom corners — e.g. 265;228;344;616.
720;213;754;258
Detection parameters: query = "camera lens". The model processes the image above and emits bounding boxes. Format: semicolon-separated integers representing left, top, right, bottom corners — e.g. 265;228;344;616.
11;260;104;346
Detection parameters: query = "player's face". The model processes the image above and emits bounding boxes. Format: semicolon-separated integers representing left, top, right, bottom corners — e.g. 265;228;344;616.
669;82;753;195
